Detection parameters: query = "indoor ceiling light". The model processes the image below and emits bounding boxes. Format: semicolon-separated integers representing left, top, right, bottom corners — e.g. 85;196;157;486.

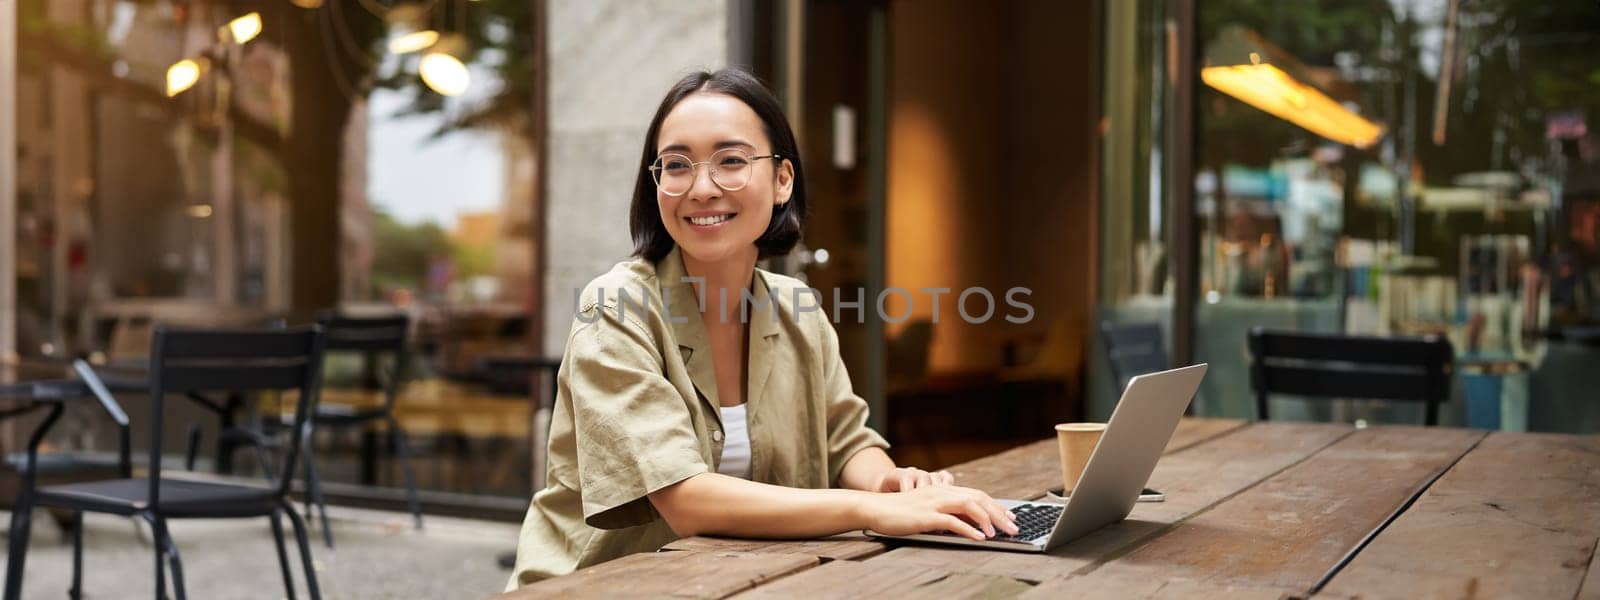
418;34;471;96
226;12;262;44
1202;26;1384;149
420;51;470;96
389;30;440;54
166;58;203;97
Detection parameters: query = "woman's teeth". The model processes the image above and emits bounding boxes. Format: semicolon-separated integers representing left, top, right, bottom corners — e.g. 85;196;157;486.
689;214;734;226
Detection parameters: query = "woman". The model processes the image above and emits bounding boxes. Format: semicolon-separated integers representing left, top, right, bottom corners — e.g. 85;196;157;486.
507;68;1017;589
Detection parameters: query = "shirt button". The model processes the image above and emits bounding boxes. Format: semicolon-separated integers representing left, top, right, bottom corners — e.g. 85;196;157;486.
712;430;724;442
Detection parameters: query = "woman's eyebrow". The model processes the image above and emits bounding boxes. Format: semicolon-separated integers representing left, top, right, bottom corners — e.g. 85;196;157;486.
657;139;755;154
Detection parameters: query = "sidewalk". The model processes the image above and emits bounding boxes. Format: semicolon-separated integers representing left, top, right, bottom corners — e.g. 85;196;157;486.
2;505;519;599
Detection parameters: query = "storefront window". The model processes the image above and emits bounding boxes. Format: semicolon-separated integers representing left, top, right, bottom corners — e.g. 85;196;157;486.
1192;0;1600;430
11;0;542;505
1092;0;1177;419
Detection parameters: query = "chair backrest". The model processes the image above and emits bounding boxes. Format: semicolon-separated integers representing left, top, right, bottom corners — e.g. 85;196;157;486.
1100;320;1169;393
886;319;935;383
315;312;409;411
1247;327;1454;426
147;326;326;503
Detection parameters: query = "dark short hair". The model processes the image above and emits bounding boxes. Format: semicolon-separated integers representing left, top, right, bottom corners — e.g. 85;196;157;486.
629;68;806;262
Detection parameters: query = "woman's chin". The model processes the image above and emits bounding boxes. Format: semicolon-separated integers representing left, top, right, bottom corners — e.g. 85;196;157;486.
676;240;755;267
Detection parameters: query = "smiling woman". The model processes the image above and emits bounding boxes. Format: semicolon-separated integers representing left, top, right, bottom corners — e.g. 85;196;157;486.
505;68;1018;589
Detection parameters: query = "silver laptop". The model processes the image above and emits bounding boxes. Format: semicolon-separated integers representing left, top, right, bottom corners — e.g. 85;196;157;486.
866;363;1208;552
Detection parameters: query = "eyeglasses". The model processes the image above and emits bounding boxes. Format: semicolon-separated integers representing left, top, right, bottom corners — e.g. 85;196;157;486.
648;148;782;197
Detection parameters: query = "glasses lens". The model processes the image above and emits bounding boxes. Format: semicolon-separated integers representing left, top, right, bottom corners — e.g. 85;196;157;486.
653;154;693;195
710;149;754;191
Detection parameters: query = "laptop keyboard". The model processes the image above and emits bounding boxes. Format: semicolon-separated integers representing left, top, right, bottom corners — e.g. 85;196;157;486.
923;502;1061;543
997;503;1062;542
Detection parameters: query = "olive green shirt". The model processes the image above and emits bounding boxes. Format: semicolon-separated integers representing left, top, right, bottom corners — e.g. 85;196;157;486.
506;247;889;589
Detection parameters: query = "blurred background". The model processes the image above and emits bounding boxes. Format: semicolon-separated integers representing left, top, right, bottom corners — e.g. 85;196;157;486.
2;0;1597;520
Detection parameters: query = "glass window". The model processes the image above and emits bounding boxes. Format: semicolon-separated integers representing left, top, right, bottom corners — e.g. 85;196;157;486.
1192;0;1600;431
12;0;544;504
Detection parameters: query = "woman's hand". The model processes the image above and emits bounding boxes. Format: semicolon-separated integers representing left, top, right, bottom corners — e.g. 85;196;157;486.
872;467;955;493
859;485;1019;541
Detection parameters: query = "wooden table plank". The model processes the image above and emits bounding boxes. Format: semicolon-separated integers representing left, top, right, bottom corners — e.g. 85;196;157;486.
1582;541;1600;600
662;532;886;561
492;551;818;599
862;422;1352;583
669;418;1247;564
1042;426;1485;597
1019;571;1287;600
1317;432;1600;599
1162;417;1250;455
949;418;1248;501
731;560;1028;599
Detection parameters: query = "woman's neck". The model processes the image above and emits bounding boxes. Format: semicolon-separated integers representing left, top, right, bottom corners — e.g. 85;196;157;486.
681;247;759;323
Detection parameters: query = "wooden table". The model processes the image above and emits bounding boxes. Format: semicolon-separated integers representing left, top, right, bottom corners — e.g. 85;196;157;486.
493;418;1600;599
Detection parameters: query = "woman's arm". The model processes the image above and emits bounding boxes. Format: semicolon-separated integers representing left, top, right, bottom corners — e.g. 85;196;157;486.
648;472;1018;541
836;447;955;492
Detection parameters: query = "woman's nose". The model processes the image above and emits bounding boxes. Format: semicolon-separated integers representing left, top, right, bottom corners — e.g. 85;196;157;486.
688;164;721;201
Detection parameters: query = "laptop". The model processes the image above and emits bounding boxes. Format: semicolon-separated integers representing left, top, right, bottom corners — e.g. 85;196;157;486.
866;363;1208;552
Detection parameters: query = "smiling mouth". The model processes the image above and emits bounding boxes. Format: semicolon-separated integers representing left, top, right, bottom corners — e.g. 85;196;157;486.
687;213;736;226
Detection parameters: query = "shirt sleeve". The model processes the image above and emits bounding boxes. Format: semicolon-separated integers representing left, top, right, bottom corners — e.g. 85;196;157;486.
817;313;891;486
563;305;710;530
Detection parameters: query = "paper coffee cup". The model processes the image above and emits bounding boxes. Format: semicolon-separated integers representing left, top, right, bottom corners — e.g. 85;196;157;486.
1055;422;1107;494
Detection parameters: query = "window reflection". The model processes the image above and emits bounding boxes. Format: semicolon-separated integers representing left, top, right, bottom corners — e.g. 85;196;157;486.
1192;0;1600;428
13;0;541;503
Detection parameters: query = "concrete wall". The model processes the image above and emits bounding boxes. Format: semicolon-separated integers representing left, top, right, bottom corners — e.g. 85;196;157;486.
541;0;730;354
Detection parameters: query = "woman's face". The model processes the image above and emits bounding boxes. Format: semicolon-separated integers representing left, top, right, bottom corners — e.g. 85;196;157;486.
654;92;793;267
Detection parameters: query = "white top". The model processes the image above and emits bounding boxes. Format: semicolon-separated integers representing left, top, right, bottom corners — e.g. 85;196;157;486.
716;403;752;479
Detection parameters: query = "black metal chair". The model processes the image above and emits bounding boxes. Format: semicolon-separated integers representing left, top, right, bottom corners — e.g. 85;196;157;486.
1247;327;1455;426
300;313;422;549
4;327;327;600
1100;320;1169;393
3;361;133;600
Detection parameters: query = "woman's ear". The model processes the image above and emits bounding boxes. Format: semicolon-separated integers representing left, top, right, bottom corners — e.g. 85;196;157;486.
775;158;795;205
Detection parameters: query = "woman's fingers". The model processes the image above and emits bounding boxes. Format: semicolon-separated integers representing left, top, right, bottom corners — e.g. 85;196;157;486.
933;470;955;485
898;470;916;492
914;470;934;489
960;499;995;537
940;514;985;541
985;499;1020;536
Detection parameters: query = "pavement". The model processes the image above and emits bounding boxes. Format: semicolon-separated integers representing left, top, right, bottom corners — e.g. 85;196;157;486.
1;504;521;599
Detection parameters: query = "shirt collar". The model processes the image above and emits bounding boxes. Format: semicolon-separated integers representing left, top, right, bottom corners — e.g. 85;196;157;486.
655;245;783;410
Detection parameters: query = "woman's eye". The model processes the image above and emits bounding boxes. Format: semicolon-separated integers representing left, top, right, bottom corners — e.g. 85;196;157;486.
720;157;750;168
662;160;690;171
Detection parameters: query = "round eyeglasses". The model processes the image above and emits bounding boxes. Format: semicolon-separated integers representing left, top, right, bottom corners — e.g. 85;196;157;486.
648;148;782;196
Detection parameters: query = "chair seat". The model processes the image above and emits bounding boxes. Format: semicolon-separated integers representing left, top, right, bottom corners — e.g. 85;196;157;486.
312;406;390;426
33;477;280;518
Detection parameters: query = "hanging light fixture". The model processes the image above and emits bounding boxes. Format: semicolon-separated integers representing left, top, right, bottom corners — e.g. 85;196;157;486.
1201;26;1384;149
389;29;440;54
166;58;205;97
419;34;470;96
224;12;262;44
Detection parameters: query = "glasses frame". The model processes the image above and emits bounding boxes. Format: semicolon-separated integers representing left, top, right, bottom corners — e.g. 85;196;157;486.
647;148;783;196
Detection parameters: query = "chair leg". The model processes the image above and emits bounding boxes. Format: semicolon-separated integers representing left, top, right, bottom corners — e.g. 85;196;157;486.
69;512;83;600
159;523;188;600
146;516;166;600
302;434;334;549
185;424;202;471
3;494;35;600
387;416;424;529
299;425;314;522
269;510;297;600
283;503;323;600
254;441;277;481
